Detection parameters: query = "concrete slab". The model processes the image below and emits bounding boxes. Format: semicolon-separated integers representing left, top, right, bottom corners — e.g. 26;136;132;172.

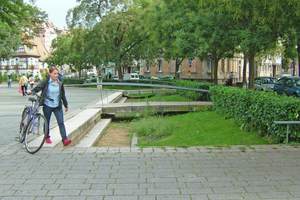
41;109;101;148
96;91;124;104
76;118;111;147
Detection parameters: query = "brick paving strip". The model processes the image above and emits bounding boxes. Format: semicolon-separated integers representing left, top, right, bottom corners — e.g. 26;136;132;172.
0;144;300;199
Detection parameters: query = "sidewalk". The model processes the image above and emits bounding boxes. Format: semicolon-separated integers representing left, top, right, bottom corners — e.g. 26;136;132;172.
1;83;300;199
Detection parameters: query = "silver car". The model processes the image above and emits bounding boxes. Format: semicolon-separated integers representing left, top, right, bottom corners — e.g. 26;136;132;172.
254;77;277;91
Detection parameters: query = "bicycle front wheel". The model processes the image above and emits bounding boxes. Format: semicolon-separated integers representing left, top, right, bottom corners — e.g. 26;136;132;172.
24;114;48;154
19;106;31;142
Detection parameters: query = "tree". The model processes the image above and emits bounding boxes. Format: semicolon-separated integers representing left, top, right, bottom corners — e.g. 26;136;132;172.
145;0;195;77
192;1;237;85
223;0;282;89
278;0;300;76
45;26;91;78
0;0;47;59
45;33;72;67
67;0;152;79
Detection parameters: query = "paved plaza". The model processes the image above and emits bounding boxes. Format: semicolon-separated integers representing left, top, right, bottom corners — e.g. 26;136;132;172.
0;82;300;199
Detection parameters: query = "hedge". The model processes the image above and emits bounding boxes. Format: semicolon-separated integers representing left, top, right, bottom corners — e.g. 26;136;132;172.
175;80;212;101
209;85;300;143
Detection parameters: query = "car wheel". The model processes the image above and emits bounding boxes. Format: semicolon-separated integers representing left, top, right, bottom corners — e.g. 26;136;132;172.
293;93;298;98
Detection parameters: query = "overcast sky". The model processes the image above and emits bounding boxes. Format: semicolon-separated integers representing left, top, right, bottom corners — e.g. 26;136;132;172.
26;0;80;29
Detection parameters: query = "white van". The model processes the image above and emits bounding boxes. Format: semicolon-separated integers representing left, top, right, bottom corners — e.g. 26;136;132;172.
123;73;140;80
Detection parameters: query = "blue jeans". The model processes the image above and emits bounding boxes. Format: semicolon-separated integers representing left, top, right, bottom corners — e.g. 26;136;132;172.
43;105;67;142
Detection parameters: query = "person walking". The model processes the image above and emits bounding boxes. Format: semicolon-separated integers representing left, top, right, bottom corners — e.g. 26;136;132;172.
19;74;28;96
27;67;71;146
28;74;35;89
7;75;12;88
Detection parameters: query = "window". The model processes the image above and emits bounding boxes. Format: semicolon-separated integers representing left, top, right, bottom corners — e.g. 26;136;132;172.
284;79;292;87
276;78;285;85
254;78;261;84
147;61;150;72
295;79;300;87
15;46;25;53
157;59;162;72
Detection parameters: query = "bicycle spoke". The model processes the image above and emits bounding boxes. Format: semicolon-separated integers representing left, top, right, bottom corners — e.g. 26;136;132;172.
24;114;47;154
19;106;30;143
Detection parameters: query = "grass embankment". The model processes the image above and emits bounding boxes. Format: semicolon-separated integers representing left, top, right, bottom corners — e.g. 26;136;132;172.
130;111;268;147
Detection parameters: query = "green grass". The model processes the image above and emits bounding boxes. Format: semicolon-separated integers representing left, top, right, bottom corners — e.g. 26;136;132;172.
130;111;269;147
126;93;194;102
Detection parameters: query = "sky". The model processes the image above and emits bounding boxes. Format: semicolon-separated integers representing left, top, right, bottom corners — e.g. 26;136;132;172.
25;0;80;30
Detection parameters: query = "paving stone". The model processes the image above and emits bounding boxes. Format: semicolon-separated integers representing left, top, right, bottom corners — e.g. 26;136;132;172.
257;191;294;198
156;195;191;200
80;189;113;196
113;189;146;196
103;196;138;200
148;188;180;195
207;193;243;200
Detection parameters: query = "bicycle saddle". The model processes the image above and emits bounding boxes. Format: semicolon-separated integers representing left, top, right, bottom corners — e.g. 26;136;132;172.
28;97;37;102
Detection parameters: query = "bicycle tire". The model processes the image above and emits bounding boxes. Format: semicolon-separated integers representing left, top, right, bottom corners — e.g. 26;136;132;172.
19;106;31;142
24;114;48;154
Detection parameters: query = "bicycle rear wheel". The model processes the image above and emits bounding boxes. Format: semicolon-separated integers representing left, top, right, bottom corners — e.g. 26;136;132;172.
19;106;31;142
24;114;48;154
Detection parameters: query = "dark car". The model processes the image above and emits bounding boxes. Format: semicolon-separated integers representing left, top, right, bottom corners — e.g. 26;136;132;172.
160;75;175;80
254;76;277;92
273;77;300;98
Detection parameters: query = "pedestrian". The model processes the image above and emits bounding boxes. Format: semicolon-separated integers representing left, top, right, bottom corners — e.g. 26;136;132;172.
7;75;12;88
230;71;234;82
27;67;72;146
28;74;35;89
225;75;232;86
19;74;28;96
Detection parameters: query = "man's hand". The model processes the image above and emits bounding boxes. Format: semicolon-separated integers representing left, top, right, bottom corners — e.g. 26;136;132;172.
65;108;69;112
27;90;32;95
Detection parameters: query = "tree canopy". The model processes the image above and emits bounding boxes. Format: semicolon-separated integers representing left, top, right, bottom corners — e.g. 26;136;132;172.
0;0;47;59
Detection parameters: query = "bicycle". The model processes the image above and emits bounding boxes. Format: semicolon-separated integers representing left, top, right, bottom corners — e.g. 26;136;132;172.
18;93;51;154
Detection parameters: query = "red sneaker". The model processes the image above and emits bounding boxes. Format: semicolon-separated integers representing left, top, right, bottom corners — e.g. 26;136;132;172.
45;138;52;144
63;139;71;146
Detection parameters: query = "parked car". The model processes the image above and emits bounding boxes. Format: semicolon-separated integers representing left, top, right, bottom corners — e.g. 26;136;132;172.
160;75;175;80
89;75;97;80
254;77;277;91
273;76;300;98
65;73;77;78
123;73;139;80
139;75;150;80
150;76;159;80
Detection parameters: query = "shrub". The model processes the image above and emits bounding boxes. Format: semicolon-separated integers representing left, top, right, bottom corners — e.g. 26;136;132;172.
62;78;85;84
210;86;300;143
175;80;212;101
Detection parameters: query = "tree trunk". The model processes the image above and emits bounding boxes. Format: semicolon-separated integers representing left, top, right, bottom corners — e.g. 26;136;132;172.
243;52;247;84
298;40;300;77
248;49;255;90
115;54;123;79
213;58;219;85
292;59;295;76
175;58;182;79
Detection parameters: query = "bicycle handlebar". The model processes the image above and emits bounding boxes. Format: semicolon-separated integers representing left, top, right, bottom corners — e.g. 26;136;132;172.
31;93;54;102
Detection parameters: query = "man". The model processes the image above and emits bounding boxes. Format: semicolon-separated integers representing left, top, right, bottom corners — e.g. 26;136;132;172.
19;74;28;96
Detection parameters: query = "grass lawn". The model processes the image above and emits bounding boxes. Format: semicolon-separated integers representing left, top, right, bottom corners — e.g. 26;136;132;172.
130;111;269;147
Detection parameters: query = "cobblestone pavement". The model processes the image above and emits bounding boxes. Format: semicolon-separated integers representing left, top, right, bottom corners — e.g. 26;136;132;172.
1;83;300;199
